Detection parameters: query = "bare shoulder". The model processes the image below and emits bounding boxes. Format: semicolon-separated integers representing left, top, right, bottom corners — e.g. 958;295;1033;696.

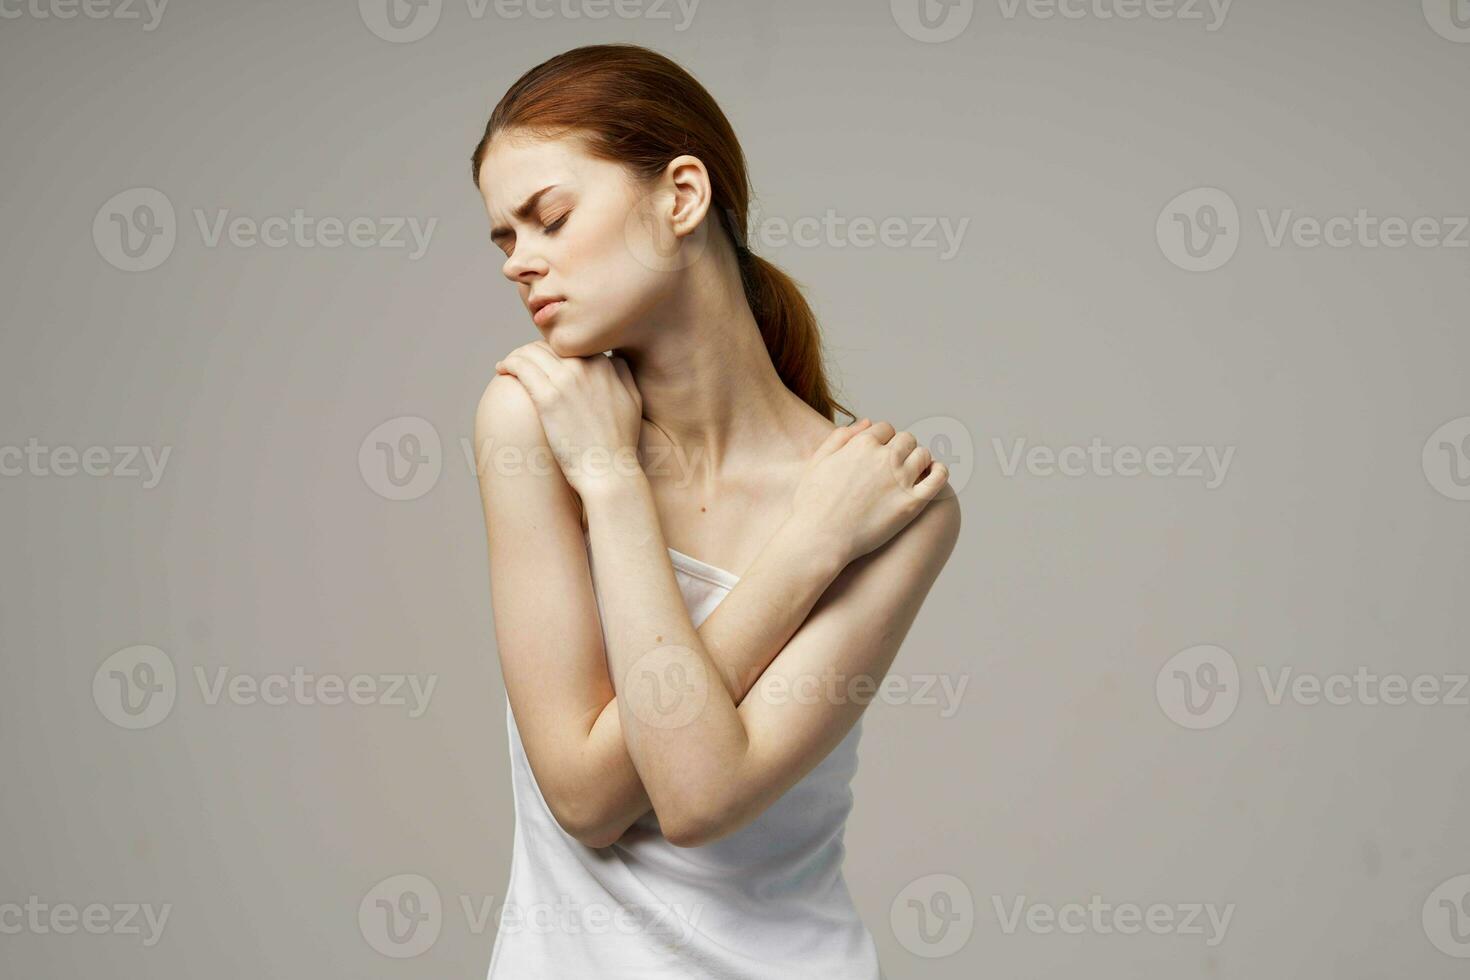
855;468;962;589
474;372;542;448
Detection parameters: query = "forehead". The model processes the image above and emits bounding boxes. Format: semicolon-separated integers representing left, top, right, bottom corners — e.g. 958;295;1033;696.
477;131;631;216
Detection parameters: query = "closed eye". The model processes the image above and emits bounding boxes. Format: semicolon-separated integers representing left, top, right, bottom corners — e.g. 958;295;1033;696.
499;213;569;259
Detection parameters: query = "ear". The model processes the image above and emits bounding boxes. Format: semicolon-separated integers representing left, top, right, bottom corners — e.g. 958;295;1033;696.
664;154;714;242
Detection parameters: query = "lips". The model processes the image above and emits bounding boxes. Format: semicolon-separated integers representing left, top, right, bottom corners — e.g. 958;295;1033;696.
532;299;565;326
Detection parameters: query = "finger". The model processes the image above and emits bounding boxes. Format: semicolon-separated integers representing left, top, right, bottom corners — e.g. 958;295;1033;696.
815;421;865;458
609;354;641;406
859;420;897;445
497;353;555;406
911;460;950;501
513;341;571;378
888;430;918;462
901;444;933;484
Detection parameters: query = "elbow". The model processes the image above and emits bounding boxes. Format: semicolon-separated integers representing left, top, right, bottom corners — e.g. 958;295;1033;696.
660;802;743;849
547;795;625;850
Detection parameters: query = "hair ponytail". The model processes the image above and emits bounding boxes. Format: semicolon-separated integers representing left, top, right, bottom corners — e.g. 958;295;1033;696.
471;43;855;424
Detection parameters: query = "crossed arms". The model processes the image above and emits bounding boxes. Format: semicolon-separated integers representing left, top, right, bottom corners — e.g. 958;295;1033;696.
474;373;960;848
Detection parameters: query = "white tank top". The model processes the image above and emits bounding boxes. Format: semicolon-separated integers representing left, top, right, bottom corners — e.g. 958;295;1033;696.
486;531;883;979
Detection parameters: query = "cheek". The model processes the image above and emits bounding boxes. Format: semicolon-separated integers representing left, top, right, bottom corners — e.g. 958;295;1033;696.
578;219;667;311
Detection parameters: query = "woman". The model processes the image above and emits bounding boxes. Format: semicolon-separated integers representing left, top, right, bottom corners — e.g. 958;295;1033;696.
471;43;960;979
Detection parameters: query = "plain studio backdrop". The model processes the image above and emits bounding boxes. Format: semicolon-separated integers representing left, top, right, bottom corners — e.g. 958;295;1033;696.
2;0;1468;976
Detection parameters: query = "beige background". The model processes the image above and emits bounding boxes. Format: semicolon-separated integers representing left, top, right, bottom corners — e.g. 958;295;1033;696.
3;0;1468;976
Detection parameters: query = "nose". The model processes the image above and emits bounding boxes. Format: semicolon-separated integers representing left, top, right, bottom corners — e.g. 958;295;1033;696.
501;247;547;286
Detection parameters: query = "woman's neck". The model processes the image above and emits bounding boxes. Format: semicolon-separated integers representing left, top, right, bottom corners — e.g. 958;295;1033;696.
612;270;821;486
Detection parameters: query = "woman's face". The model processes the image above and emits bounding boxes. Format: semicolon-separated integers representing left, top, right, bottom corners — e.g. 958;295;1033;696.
478;130;695;357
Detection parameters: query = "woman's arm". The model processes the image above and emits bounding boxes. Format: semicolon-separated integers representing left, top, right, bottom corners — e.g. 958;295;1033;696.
577;508;849;841
582;465;959;847
475;374;856;847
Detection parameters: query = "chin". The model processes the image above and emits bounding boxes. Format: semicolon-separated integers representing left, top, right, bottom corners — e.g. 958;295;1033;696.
543;320;622;359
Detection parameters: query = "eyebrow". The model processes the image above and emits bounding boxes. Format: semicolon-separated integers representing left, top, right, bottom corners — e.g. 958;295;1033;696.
489;184;561;246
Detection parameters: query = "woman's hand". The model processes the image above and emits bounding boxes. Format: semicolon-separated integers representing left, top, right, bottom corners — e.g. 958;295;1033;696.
789;418;950;568
494;341;644;498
